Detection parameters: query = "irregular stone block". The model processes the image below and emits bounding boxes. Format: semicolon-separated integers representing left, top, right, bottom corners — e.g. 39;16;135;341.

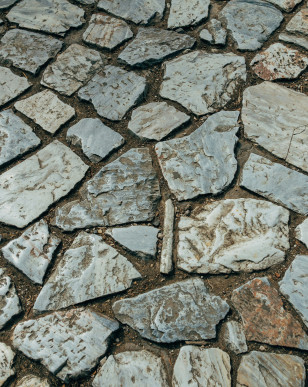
279;6;308;49
0;343;15;386
223;321;248;354
0;269;21;329
295;218;308;247
160;199;174;274
16;375;50;387
200;19;227;45
0;66;31;107
264;0;303;12
168;0;210;28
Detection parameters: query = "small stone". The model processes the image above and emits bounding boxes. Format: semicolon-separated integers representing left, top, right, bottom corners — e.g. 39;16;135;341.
0;0;17;8
160;199;174;274
223;321;248;354
200;19;227;45
0;66;31;107
168;0;210;28
200;29;213;43
295;218;308;247
66;118;124;162
0;269;21;329
264;0;302;12
0;343;15;385
15;90;75;134
279;6;308;50
15;375;50;387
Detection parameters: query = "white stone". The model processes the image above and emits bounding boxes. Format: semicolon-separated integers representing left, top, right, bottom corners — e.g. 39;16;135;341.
279;6;308;50
0;269;21;329
160;199;174;274
295;218;308;247
0;66;31;107
15;375;50;387
224;321;248;354
0;343;15;386
168;0;210;28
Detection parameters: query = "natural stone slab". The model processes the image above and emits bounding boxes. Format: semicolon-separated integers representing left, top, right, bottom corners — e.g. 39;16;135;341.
168;0;210;28
0;269;21;329
7;0;85;36
0;0;17;8
173;347;231;387
264;0;303;12
1;220;60;284
0;109;40;167
34;232;141;312
160;199;174;274
53;148;160;231
78;66;147;121
118;27;195;67
15;90;75;134
155;111;239;200
177;198;289;274
232;277;308;349
240;153;308;215
237;351;306;387
295;219;308;247
200;19;227;45
113;278;229;343
83;14;133;50
220;0;283;50
0;140;88;228
160;51;246;115
279;255;308;328
223;321;248;354
279;7;308;50
0;343;15;386
66;118;124;162
13;308;119;382
0;66;31;107
128;102;189;141
16;375;50;387
0;29;63;75
93;351;168;387
41;44;105;96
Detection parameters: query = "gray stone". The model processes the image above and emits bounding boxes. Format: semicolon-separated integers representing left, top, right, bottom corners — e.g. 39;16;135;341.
160;199;174;274
0;29;63;75
7;0;85;36
160;51;246;115
240;153;308;215
118;27;195;67
200;19;227;45
168;0;210;28
113;278;229;343
0;109;40;167
173;347;231;387
53;148;160;231
0;343;14;386
155;111;239;200
1;220;61;284
78;66;147;121
76;0;96;3
0;66;31;107
0;0;17;8
128;102;190;141
16;375;50;387
66;118;124;162
83;14;133;50
223;321;248;354
0;269;21;329
242;82;308;172
279;6;308;50
295;219;308;247
220;0;283;51
34;232;141;312
15;90;75;134
0;140;88;228
264;0;303;12
13;308;119;382
280;32;308;50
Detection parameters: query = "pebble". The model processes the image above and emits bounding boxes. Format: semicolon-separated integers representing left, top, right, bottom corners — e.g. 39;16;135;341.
160;199;174;274
223;321;248;354
295;218;308;247
0;269;22;329
0;66;31;107
0;343;15;385
168;0;210;28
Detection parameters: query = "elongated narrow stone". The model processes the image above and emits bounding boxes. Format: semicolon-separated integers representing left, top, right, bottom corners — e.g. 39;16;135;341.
0;66;31;107
0;343;15;386
223;321;248;354
295;219;308;247
0;269;21;329
160;199;174;274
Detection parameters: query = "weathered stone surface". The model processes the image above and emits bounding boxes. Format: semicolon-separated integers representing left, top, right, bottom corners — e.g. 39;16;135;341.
41;44;104;96
98;0;165;25
280;7;308;49
240;153;308;215
0;109;40;167
1;220;60;284
280;32;308;50
160;51;246;115
128;102;189;141
264;0;303;12
7;0;85;36
0;269;21;329
173;347;231;387
0;0;17;8
34;232;141;312
113;278;229;343
0;343;14;385
118;28;195;67
168;0;210;28
15;90;75;134
13;308;119;382
224;321;248;354
160;199;174;274
93;351;168;387
295;218;308;247
279;255;308;328
83;14;133;50
220;0;283;50
78;66;147;121
155;111;239;200
53;148;160;231
177;199;289;274
0;140;88;228
16;375;50;387
232;277;308;349
237;351;306;387
0;66;31;107
0;29;63;74
200;19;227;45
66;118;124;162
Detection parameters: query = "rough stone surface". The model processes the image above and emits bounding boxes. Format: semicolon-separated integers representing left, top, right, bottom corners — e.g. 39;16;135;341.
0;140;88;228
0;66;31;107
15;375;50;387
1;220;61;284
200;19;227;45
0;29;63;74
237;351;306;387
118;27;195;67
232;277;308;350
155;111;240;200
128;102;190;141
220;0;283;50
264;0;303;12
173;347;231;387
168;0;210;28
53;148;160;231
279;7;308;49
78;66;147;121
240;153;308;215
113;278;229;343
160;199;174;274
15;90;75;134
223;321;248;354
295;218;308;247
0;109;40;167
0;343;15;386
66;118;125;162
0;0;17;8
160;51;246;115
13;308;119;382
0;269;21;329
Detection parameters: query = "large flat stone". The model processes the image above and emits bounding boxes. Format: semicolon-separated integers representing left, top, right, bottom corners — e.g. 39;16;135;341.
0;66;31;107
113;278;229;343
155;111;239;200
0;140;88;228
16;375;50;387
295;218;308;247
223;321;248;354
160;51;246;115
168;0;210;28
279;6;308;49
0;343;15;386
0;269;21;329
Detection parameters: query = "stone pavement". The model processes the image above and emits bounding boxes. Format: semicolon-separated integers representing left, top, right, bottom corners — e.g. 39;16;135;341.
0;0;307;385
